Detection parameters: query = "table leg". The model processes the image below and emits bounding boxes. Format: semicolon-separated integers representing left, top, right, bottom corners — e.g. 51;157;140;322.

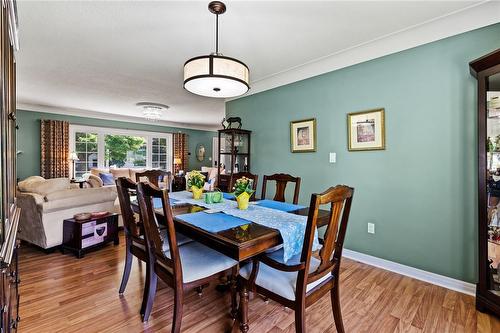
239;283;249;333
230;267;238;319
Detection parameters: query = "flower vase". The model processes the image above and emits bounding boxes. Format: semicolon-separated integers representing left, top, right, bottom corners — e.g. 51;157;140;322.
192;186;203;199
236;192;250;210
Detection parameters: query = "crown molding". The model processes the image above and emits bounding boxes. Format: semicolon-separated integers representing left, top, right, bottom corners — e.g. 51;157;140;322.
17;103;219;132
230;1;500;100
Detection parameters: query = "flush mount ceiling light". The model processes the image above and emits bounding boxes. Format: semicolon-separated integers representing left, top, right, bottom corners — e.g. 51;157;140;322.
136;102;169;121
183;1;249;98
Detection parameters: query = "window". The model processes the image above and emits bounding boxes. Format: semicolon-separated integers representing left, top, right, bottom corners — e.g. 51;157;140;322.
152;137;168;169
104;134;147;168
74;132;98;178
70;125;173;175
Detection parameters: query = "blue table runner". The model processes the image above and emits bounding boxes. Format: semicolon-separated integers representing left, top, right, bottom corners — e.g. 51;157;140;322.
175;211;250;233
255;199;305;212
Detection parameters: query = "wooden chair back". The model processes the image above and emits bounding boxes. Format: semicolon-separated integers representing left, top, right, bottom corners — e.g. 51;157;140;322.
301;185;354;287
136;181;182;282
261;173;301;204
229;172;258;193
135;170;172;189
116;177;141;239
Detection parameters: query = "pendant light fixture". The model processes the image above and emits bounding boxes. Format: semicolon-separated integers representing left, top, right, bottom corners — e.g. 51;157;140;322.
183;1;249;98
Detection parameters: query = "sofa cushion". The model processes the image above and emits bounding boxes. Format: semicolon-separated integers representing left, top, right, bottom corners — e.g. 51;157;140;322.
45;188;97;202
18;176;46;192
110;168;131;179
90;168;109;177
129;168;146;182
99;173;115;186
19;177;70;196
41;187;117;213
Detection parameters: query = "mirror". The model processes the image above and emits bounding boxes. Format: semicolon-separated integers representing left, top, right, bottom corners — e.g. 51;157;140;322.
486;71;500;296
196;144;205;162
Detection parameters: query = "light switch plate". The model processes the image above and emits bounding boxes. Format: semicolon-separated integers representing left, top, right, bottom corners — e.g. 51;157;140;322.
368;223;375;234
329;152;336;163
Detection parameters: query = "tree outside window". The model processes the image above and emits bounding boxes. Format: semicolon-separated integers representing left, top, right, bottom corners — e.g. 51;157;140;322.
104;135;146;168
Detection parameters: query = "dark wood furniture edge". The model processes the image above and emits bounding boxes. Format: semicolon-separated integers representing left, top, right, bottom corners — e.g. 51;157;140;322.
470;48;500;77
471;48;500;317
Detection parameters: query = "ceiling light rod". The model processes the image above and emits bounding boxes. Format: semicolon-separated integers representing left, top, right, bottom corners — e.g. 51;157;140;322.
209;1;225;55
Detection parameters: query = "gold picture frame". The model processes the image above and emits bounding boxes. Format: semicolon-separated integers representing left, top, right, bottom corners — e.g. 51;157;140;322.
347;108;385;151
290;118;316;153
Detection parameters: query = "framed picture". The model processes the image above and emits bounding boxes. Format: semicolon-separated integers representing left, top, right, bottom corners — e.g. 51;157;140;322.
347;108;385;151
290;118;316;153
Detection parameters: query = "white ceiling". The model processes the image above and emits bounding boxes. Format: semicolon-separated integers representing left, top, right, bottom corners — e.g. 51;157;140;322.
16;0;496;130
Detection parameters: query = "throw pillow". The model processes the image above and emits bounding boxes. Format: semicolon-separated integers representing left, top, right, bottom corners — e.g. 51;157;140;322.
99;172;115;186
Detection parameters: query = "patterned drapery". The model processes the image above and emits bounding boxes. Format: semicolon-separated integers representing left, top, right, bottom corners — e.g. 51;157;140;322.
173;133;188;172
40;119;70;178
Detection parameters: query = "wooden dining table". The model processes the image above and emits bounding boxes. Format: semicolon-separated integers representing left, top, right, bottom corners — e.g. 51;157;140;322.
132;197;330;332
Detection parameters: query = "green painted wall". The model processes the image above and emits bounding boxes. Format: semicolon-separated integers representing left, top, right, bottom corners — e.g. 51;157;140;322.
16;110;216;180
227;23;500;283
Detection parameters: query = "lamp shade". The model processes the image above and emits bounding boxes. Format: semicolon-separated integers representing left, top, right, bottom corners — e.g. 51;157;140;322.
184;55;249;98
69;152;79;161
174;158;182;165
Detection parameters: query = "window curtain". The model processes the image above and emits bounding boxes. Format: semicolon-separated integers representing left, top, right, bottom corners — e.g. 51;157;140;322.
173;133;188;172
40;119;70;178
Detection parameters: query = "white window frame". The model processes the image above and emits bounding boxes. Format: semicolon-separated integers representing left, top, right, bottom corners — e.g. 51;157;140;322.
69;125;173;171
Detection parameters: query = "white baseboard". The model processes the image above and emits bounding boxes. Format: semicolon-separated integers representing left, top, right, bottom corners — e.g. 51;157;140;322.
342;249;476;296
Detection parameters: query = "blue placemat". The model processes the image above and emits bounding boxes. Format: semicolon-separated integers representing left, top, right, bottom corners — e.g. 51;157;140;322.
223;192;235;200
175;211;250;233
256;199;305;212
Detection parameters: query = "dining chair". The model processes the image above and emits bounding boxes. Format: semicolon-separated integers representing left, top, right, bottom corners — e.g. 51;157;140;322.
230;172;258;198
115;177;192;322
239;185;354;333
136;181;239;332
136;169;172;191
261;173;301;204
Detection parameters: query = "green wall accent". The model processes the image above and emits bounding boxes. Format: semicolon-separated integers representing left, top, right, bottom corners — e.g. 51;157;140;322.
16;110;216;180
227;23;500;283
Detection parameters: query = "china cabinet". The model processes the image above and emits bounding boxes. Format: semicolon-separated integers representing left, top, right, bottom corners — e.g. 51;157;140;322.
0;0;20;331
470;48;500;316
216;129;251;192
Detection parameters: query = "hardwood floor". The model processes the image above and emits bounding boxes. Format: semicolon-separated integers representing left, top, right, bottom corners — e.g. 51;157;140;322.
18;231;500;333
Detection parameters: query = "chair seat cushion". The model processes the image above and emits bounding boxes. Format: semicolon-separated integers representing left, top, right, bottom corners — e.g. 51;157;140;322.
239;249;331;300
162;241;237;283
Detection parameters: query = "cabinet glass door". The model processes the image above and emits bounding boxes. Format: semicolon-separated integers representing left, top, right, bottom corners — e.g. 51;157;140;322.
233;132;249;154
220;132;233;153
486;71;500;296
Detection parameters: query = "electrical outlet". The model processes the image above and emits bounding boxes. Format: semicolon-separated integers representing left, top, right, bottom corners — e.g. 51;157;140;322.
367;223;375;234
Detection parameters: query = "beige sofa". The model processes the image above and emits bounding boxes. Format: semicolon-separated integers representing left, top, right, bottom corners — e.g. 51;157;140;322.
17;176;118;249
84;167;170;189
